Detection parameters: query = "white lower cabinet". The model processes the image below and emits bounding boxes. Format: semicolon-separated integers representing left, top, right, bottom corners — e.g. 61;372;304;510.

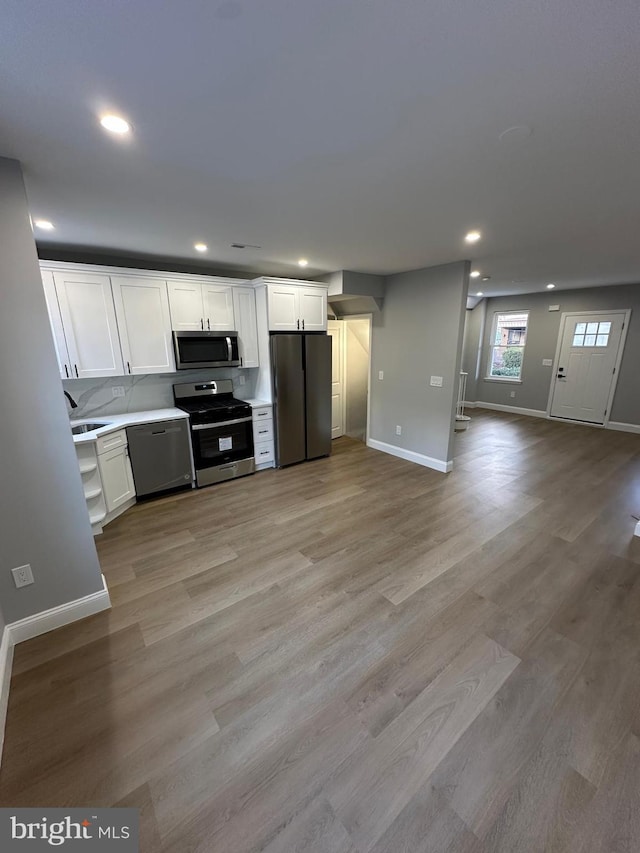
252;404;275;470
76;429;136;534
99;444;136;513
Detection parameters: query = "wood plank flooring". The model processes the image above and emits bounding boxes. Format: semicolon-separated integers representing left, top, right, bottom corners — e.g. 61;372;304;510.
1;409;640;852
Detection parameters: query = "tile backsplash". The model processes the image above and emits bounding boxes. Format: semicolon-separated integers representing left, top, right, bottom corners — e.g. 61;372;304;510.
62;367;258;419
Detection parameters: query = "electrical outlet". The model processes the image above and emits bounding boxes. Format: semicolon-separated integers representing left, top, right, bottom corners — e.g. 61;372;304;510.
510;391;516;398
238;374;246;386
112;386;125;398
378;370;384;380
396;425;402;435
430;376;443;387
12;564;34;588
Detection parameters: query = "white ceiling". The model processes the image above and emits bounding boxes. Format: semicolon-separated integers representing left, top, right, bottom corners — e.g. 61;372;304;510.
2;0;640;296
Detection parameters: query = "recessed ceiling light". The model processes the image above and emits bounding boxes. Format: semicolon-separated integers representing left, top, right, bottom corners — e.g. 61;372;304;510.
34;219;54;231
546;283;556;289
470;270;481;278
100;114;131;134
476;292;484;297
465;231;481;243
194;243;208;252
298;258;309;267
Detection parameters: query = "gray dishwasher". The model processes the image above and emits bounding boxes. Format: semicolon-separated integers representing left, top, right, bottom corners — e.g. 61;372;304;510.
126;419;193;497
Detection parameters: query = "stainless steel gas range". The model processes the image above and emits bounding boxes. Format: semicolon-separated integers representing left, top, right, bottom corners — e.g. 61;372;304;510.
173;379;254;487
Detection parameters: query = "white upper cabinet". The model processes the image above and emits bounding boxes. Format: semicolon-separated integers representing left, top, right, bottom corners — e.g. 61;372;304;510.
265;281;328;332
41;269;72;379
53;270;124;378
167;280;236;331
232;286;259;368
202;284;235;331
298;287;328;332
167;280;205;331
111;276;175;374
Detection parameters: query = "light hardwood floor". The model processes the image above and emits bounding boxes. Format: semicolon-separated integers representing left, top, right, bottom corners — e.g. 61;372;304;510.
1;410;640;852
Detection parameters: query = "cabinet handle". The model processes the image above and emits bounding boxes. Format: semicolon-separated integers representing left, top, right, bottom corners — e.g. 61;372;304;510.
74;364;79;378
208;318;211;330
240;356;243;367
297;319;300;330
127;361;131;374
64;364;69;378
302;319;305;330
200;318;204;330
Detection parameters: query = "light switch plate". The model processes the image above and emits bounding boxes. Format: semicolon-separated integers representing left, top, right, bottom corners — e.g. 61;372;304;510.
430;376;443;387
548;305;560;312
542;359;553;366
12;564;34;588
112;386;125;398
378;371;384;380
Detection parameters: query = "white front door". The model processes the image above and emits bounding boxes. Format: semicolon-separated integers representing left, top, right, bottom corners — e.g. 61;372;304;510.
550;311;628;423
327;320;345;438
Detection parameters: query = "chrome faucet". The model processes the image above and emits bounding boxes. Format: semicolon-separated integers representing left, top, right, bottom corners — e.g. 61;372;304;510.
64;390;78;409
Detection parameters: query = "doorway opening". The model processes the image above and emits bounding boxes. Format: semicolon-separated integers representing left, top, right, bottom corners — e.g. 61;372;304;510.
547;309;630;425
327;316;372;443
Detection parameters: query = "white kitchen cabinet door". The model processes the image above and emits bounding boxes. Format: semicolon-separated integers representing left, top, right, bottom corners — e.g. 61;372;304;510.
167;280;205;331
42;270;72;379
53;271;124;378
233;287;259;368
299;287;328;332
267;285;300;331
202;284;235;331
98;445;135;512
111;276;175;374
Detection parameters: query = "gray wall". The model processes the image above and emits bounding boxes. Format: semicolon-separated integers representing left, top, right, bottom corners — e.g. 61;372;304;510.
369;261;469;465
464;283;640;424
0;158;104;624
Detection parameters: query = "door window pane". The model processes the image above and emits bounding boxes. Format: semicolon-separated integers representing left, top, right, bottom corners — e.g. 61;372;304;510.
586;322;598;334
596;335;609;346
573;334;584;347
598;321;611;334
575;323;587;334
584;334;596;346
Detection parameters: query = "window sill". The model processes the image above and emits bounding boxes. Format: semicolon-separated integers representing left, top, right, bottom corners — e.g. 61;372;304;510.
483;377;523;384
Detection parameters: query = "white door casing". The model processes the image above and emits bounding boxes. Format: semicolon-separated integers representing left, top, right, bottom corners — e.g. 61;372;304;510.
327;320;345;439
549;310;630;424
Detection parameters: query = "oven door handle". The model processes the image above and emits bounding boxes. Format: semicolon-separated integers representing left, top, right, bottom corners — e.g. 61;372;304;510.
191;417;252;430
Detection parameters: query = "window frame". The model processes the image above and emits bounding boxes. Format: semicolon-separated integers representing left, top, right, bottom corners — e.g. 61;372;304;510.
486;309;530;382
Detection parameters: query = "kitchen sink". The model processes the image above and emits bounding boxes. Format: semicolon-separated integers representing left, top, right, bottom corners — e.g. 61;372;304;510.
71;422;110;435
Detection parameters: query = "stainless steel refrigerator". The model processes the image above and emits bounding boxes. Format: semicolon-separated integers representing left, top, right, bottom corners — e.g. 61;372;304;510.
271;333;332;467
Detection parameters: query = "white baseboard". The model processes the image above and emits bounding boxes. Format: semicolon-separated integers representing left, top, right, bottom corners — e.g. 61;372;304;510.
0;575;110;764
367;438;452;473
474;402;548;418
608;421;640;435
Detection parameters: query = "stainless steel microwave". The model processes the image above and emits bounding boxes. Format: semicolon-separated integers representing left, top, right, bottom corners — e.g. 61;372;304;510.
172;331;241;370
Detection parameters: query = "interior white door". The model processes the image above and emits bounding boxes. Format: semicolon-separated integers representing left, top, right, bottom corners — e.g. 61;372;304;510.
299;287;328;331
167;280;205;331
111;276;175;374
202;285;235;331
550;311;627;423
53;271;124;378
327;320;345;438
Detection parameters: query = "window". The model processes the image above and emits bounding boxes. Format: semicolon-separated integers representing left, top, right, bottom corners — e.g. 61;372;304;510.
572;320;610;347
488;311;529;379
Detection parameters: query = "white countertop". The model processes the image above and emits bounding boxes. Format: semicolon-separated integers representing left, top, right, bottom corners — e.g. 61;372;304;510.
71;408;189;444
240;398;272;408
